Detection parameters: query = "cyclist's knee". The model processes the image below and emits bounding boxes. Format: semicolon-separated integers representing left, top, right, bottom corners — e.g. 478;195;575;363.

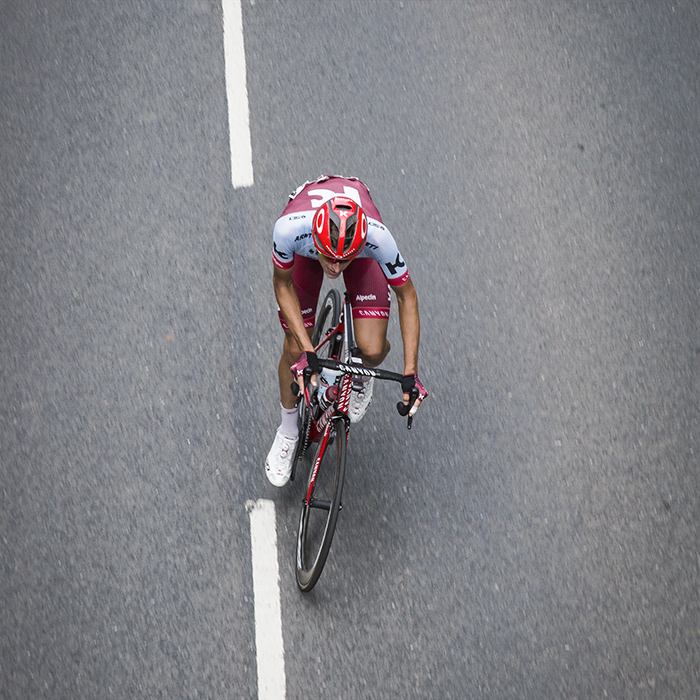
358;338;390;368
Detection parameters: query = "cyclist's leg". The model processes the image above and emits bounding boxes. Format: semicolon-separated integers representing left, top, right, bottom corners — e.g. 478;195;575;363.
267;256;323;486
277;255;323;409
343;258;391;367
352;318;390;367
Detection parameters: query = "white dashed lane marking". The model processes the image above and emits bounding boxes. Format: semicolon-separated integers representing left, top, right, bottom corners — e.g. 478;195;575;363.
222;0;254;188
247;499;286;699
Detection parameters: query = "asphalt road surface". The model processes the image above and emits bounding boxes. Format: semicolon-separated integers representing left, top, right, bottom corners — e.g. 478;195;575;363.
2;1;699;698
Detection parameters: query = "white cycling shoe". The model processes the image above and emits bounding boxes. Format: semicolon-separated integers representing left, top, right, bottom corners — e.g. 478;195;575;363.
348;377;374;424
265;428;298;487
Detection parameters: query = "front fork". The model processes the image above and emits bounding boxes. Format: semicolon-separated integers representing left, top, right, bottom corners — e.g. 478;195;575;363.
304;414;347;507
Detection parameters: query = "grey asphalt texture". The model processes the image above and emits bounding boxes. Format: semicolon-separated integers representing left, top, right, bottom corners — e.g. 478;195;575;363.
2;1;699;699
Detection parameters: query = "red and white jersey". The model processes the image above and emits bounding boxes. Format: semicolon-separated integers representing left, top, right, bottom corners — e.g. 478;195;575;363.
272;176;410;286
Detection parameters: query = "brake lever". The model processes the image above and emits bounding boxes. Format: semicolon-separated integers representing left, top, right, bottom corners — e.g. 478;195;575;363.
396;388;420;430
291;367;313;398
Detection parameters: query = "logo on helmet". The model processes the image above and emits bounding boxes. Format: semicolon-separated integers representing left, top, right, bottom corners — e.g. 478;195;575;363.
330;196;355;211
314;207;325;234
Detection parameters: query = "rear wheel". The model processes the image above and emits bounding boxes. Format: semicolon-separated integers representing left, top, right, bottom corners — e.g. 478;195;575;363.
312;289;342;356
296;418;346;592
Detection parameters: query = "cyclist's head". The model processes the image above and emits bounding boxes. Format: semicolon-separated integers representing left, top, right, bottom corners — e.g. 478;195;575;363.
312;196;368;262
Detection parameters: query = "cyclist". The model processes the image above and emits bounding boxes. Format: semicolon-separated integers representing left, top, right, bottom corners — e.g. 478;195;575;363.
265;176;427;486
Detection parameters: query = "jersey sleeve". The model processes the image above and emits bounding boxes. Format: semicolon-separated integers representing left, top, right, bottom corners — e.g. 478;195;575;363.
365;219;411;286
272;214;302;269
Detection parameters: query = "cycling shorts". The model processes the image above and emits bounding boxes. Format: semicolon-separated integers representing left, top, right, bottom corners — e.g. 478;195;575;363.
278;255;391;331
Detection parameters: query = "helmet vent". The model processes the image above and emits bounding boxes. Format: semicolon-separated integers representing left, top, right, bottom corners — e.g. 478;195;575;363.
329;220;339;248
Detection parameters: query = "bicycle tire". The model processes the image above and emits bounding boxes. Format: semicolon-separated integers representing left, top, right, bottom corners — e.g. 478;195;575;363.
312;288;342;350
296;417;346;592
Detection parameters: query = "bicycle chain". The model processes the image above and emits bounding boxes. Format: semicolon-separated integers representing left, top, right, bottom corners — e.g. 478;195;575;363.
297;404;312;460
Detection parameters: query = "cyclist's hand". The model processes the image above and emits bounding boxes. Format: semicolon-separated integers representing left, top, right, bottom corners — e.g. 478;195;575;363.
401;373;428;417
290;351;319;392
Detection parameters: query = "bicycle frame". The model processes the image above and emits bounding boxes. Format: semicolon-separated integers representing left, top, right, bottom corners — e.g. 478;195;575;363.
298;292;412;483
294;290;420;591
299;291;416;435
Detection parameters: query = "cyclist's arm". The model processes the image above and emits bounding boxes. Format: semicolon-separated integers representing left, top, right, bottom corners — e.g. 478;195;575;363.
273;265;315;355
393;277;420;376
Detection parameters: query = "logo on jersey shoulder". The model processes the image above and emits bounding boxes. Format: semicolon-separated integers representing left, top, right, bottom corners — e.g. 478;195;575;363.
385;254;406;276
273;241;289;259
294;232;312;242
368;221;386;232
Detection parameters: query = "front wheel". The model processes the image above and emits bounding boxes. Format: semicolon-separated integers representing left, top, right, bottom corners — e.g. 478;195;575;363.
296;418;347;592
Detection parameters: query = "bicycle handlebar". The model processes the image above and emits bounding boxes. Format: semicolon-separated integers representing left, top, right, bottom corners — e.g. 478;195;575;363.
316;358;403;383
292;358;419;430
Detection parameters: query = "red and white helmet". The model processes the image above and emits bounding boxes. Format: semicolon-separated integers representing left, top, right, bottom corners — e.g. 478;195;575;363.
312;196;368;261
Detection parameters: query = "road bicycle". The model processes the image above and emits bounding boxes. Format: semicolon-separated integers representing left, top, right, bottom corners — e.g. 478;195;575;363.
290;289;419;592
